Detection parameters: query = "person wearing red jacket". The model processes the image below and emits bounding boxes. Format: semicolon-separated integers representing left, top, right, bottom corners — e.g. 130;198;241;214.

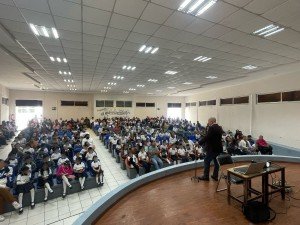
56;159;74;198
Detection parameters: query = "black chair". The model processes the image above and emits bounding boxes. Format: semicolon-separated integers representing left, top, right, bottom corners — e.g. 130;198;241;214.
216;153;243;192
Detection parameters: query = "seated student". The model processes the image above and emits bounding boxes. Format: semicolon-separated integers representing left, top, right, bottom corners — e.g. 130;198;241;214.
16;166;35;214
138;147;151;173
127;148;140;177
147;141;163;170
120;144;129;160
38;163;53;202
56;160;74;198
21;156;36;179
51;147;61;166
177;144;189;163
73;150;83;162
115;140;122;157
57;152;68;166
0;187;21;222
238;136;253;155
91;155;103;185
0;159;10;189
73;158;87;190
168;144;178;164
247;135;255;146
85;147;97;171
159;141;171;164
256;135;273;155
82;134;94;148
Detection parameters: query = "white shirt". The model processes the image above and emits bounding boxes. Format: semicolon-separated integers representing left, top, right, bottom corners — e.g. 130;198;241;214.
138;151;147;160
86;151;97;161
82;137;94;146
73;162;85;172
58;157;68;166
16;174;30;185
238;140;247;150
51;152;61;160
178;148;186;156
91;160;101;169
169;148;177;155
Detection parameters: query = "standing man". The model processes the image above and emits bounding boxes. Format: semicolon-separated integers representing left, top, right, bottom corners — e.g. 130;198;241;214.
198;117;224;181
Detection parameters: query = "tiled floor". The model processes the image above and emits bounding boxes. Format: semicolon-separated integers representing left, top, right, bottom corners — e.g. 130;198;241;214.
0;131;130;225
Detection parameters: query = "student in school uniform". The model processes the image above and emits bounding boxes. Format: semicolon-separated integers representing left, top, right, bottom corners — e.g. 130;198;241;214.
138;147;151;173
91;155;104;186
73;158;87;190
51;147;61;166
56;160;74;198
38;163;54;202
168;144;178;165
160;141;171;164
177;144;189;163
85;147;97;172
16;166;35;214
127;148;140;177
0;187;21;222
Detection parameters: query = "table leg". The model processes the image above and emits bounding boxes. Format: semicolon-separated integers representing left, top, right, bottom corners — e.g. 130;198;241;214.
243;178;249;205
281;168;285;200
262;173;269;206
227;171;231;204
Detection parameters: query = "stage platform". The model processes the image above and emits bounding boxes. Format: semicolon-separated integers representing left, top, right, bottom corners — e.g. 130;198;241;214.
94;162;300;225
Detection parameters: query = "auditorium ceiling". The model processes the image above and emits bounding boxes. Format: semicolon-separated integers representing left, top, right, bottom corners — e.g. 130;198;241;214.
0;0;300;95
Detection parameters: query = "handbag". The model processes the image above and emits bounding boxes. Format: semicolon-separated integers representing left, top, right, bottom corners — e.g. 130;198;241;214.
243;201;276;223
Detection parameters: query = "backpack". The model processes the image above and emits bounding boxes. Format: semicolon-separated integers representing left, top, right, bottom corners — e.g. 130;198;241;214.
243;201;276;223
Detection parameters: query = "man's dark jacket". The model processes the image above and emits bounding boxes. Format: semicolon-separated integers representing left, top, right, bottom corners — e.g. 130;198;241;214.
199;124;223;156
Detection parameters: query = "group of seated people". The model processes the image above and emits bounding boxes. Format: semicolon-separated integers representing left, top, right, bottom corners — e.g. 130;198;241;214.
0;118;104;220
0;121;16;147
93;117;273;178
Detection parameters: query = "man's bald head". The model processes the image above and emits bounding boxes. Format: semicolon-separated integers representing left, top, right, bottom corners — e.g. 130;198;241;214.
207;117;216;126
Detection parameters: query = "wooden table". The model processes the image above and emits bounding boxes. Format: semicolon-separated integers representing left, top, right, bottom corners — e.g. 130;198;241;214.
227;164;285;206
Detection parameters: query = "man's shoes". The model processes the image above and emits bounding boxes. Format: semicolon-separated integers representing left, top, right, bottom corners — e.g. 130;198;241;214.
198;176;209;181
211;175;218;181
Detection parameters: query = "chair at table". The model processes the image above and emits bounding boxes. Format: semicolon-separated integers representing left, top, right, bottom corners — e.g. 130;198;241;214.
216;153;243;192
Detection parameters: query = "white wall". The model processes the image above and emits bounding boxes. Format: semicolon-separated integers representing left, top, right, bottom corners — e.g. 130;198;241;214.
0;84;9;121
185;71;300;149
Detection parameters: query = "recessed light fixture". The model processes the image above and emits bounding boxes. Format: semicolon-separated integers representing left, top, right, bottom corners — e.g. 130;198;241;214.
147;93;154;95
137;84;145;87
253;24;284;37
129;88;136;91
167;87;175;89
104;87;111;90
139;45;159;54
49;56;67;63
108;82;117;86
68;72;71;75
123;91;129;94
242;65;257;70
194;56;212;62
59;71;71;75
148;79;158;83
122;65;136;71
165;70;178;75
206;76;218;79
29;23;59;39
101;90;108;93
113;76;124;80
178;0;217;16
156;90;162;92
183;82;193;85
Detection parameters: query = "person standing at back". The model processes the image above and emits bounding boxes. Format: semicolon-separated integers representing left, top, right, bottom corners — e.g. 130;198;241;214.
198;117;224;181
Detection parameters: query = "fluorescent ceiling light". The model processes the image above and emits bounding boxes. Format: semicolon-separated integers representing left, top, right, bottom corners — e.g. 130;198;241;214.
67;79;70;82
122;65;126;69
29;23;39;36
194;56;212;62
50;57;54;61
183;82;192;85
242;65;257;70
56;57;61;62
68;72;71;75
52;28;59;39
167;87;175;89
145;46;153;54
71;80;74;83
123;91;129;94
148;79;158;83
127;66;132;70
131;66;136;71
165;70;178;75
151;47;159;54
63;71;67;75
59;71;62;74
108;82;117;85
139;45;146;52
137;84;145;87
206;76;217;79
264;27;285;37
123;65;136;70
188;0;205;13
64;79;66;82
253;24;284;38
178;0;193;11
41;26;49;37
63;58;67;63
196;0;217;16
104;87;111;90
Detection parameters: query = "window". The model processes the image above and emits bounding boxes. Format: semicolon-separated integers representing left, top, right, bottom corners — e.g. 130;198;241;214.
220;98;233;105
199;101;206;106
75;101;88;106
136;102;145;107
233;96;249;104
186;103;190;107
257;93;281;103
282;91;300;102
146;103;155;107
16;100;43;107
116;101;125;107
96;100;104;107
116;101;133;107
168;103;181;108
61;101;74;106
96;100;113;107
206;100;216;106
2;98;8;105
191;102;196;107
